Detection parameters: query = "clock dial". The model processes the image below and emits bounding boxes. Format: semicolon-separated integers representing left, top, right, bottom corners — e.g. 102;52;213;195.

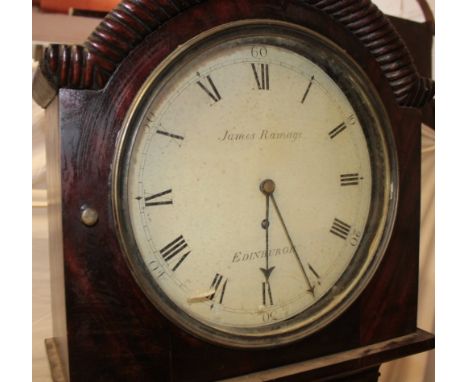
114;23;397;347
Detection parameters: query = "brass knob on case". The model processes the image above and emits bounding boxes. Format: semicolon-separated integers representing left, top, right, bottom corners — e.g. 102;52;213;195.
80;206;99;226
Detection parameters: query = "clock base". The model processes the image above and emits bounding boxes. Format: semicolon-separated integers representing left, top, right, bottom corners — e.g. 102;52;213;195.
220;329;434;382
45;329;433;381
327;366;381;382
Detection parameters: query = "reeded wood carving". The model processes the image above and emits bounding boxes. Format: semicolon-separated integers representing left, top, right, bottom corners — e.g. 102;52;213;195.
309;0;434;107
33;0;434;108
35;0;202;104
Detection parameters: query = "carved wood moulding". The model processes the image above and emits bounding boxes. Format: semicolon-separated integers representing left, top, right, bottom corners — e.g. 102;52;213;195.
33;0;434;108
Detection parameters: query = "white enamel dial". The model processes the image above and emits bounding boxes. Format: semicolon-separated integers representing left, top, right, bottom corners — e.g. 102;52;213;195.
115;24;396;348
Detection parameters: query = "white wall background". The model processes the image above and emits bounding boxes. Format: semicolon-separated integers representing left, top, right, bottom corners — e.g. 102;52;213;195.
374;0;435;22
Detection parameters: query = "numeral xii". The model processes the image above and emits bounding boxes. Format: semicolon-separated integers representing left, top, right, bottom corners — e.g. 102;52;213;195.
251;63;269;90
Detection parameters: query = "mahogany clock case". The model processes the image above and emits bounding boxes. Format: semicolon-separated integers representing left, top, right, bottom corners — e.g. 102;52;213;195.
41;0;434;381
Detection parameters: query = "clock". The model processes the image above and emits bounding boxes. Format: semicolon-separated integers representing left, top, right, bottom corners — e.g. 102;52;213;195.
113;21;397;348
33;0;434;381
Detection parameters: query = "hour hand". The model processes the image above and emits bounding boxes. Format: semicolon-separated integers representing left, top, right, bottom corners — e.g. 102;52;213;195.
259;179;276;304
260;266;275;280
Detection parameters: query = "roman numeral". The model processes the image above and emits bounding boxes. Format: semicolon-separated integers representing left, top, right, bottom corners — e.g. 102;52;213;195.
251;63;269;90
308;263;320;280
340;173;363;186
329;122;347;139
160;235;190;271
307;263;321;297
262;281;274;305
301;76;314;104
142;189;173;206
209;273;227;307
330;218;352;240
156;130;184;140
148;260;165;278
196;75;222;102
144;111;155;123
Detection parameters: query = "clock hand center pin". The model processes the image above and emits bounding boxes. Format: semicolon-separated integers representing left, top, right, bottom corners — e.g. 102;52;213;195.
260;179;276;195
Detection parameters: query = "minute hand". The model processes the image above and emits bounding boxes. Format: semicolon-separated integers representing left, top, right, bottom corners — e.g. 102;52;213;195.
270;194;315;295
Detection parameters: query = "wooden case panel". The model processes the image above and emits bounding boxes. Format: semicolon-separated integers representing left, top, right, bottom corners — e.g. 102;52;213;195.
50;0;428;380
